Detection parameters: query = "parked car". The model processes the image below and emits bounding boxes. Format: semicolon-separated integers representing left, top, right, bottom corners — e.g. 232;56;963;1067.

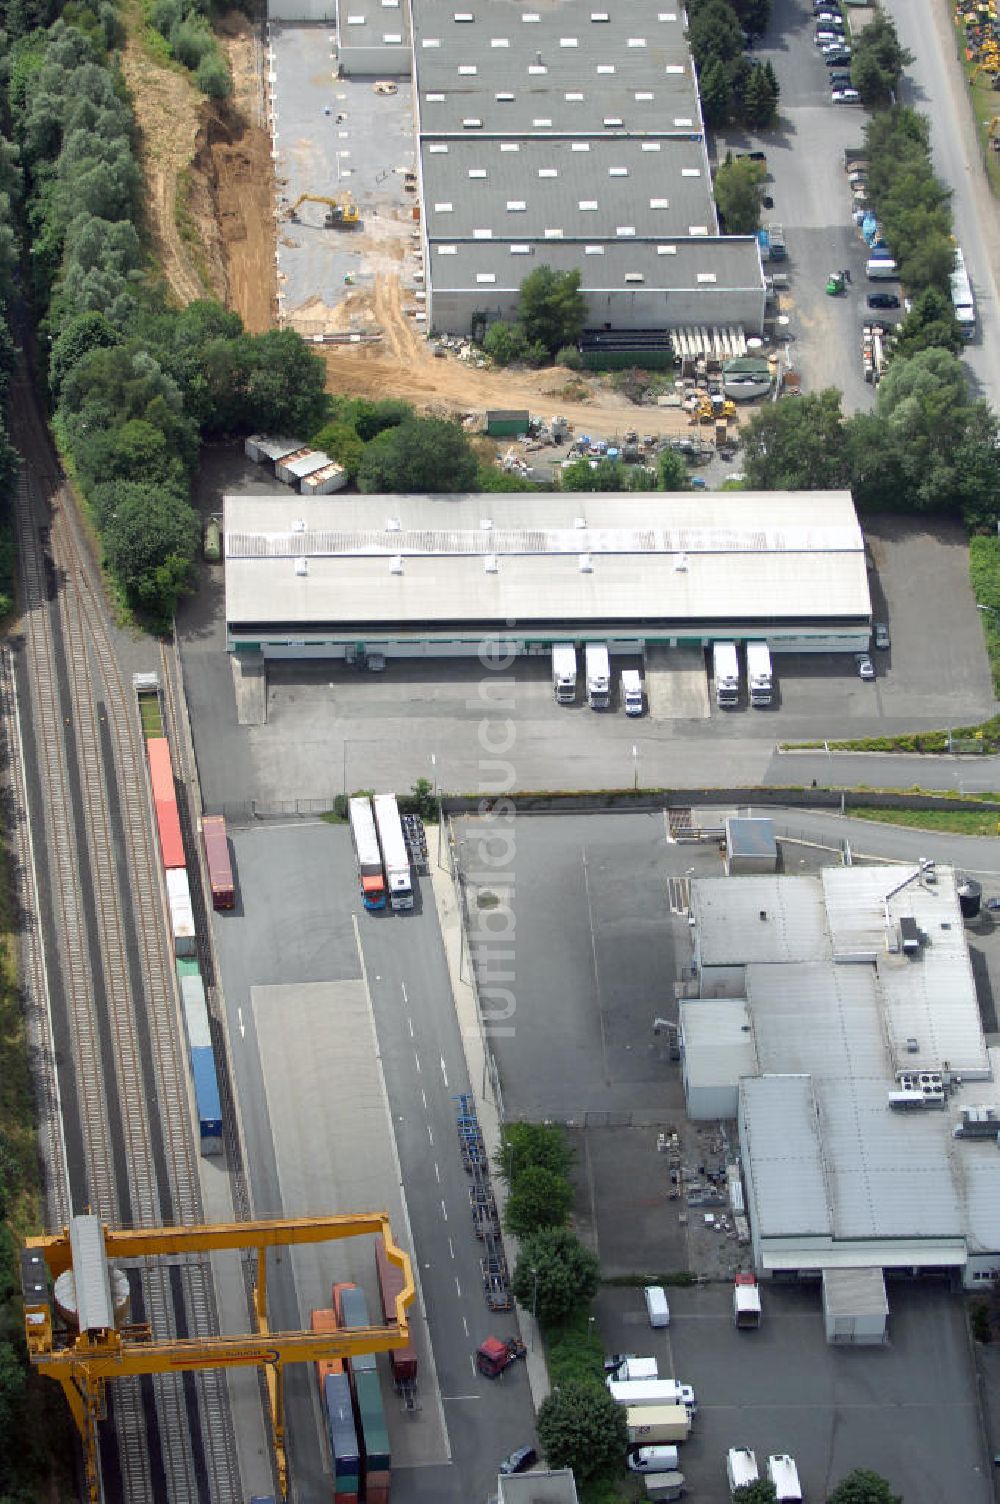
832;86;861;101
855;653;875;680
500;1447;537;1475
737;149;767;163
824;48;852;63
829;71;852;85
867;292;900;309
816;12;846;24
816;29;840;42
873;622;890;649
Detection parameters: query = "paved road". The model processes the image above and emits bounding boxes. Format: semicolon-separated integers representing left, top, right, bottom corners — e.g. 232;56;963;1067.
882;0;1000;403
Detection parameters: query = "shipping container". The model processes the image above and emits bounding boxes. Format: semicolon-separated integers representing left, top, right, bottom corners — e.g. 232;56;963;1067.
190;1046;223;1155
336;1285;377;1373
323;1373;361;1481
300;460;347;495
374;1234;417;1384
166;868;196;957
181;976;211;1050
353;1368;391;1473
372;794;413;912
202;814;235;910
312;1308;344;1388
147;738;185;869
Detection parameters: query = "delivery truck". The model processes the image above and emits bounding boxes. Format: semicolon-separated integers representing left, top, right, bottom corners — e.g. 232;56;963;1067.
348;796;387;911
605;1355;658;1381
608;1379;696;1413
768;1454;803;1502
712;641;740;708
373;792;414;912
585;642;611;710
621;668;644;716
552;644;578;704
626;1405;691;1445
727;1448;759;1496
734;1273;762;1329
746;641;773;708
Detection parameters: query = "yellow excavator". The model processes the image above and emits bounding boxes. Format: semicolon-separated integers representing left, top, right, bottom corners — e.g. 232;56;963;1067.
286;193;360;227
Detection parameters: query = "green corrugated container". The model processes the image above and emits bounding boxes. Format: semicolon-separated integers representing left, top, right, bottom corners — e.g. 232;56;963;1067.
175;958;201;980
353;1369;390;1472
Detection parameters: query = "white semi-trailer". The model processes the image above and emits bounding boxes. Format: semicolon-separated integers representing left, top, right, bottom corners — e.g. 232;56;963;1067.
373;793;414;912
585;643;611;710
746;641;773;707
713;641;740;708
552;644;578;704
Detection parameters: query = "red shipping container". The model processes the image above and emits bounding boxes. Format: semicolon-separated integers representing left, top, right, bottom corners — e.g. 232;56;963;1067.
202;814;235;910
375;1235;417;1383
334;1494;358;1504
365;1481;390;1504
311;1308;343;1389
147;739;185;869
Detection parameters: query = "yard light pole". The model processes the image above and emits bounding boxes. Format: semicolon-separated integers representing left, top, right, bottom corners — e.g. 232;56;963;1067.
530;1266;539;1349
632;743;639;792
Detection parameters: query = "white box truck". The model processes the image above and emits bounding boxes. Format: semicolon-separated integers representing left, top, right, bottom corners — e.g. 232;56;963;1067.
621;668;644;716
607;1356;659;1381
712;641;740;708
734;1273;762;1329
585;642;611;709
727;1448;759;1496
627;1405;691;1445
767;1454;803;1502
608;1378;696;1412
552;644;578;704
372;793;414;912
746;641;773;707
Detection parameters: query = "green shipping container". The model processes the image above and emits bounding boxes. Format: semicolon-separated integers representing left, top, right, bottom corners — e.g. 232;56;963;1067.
485;408;530;437
353;1370;390;1472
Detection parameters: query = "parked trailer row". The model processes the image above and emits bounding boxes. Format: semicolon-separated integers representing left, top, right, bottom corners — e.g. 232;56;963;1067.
350;795;414;914
374;1234;418;1390
333;1282;392;1502
551;644;645;714
175;959;223;1155
713;641;773;709
312;1308;361;1502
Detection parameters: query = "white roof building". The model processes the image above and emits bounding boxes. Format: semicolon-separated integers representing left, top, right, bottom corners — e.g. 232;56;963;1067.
683;864;1000;1288
223;490;872;659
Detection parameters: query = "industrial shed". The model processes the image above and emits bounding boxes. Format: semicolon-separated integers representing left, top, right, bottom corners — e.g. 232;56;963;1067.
411;0;765;338
684;864;1000;1289
222;490;873;659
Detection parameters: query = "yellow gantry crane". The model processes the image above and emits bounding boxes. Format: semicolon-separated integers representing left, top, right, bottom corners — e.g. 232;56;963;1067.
22;1212;414;1503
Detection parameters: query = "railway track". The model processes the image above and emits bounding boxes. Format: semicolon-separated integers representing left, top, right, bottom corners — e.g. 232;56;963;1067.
7;359;240;1504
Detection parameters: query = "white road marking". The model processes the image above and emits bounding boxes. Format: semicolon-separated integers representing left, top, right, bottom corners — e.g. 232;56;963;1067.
427;1124;434;1145
237;1006;245;1039
435;1162;441;1183
441;1199;448;1222
421;1088;428;1110
462;1315;469;1337
408;1016;414;1037
448;1237;455;1259
414;1052;421;1073
401;981;408;1005
440;1056;449;1087
454;1276;462;1298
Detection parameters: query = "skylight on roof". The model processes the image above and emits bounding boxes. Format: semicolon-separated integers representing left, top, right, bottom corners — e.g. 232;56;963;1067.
674;116;694;126
604;116;623;126
539;167;558;178
510;244;531;253
506;200;526;210
697;272;718;283
500;142;520;151
468;168;487;178
579;200;598;210
422;35;440;45
682;168;701;177
657;244;678;254
434;201;453;211
528;63;547;73
627;36;647;45
491;36;509;45
565;91;584;100
533;117;553;126
473;228;493;238
560;35;578;45
597;63;615;73
616;226;636;236
635;91;654;100
458;64;478;74
609;166;628;177
642;142;661;151
650;197;670;209
426;92;445;101
428;143;448;153
477;272;497;283
585;244;604;254
572;142;590;151
666;63;685;72
544;228;564;238
496;91;515;100
625;272;644;283
437;244;457;254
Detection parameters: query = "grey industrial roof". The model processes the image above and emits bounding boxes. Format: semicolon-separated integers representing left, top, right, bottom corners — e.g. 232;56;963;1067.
721;866;1000;1263
420;135;716;240
680;998;757;1089
429;236;764;293
336;0;411;52
413;0;696;133
693;876;832;967
727;817;777;860
224;490;872;632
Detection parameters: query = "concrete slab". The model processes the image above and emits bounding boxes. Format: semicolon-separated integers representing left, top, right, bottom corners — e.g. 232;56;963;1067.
646;647;711;721
253;978;448;1470
233;653;266;726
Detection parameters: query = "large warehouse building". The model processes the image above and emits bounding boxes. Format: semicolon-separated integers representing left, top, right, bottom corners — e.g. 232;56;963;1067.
223;490;872;659
681;865;1000;1308
410;0;766;337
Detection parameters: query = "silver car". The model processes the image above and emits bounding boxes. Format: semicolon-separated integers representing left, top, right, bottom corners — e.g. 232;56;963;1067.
855;653;875;680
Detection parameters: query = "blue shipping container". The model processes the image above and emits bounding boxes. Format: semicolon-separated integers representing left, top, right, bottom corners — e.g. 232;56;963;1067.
324;1374;361;1478
339;1288;376;1373
191;1045;223;1155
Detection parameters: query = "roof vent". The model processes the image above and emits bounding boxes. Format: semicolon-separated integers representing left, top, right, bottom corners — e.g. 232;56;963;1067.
390;554;404;574
295;557;308;576
899;916;921;952
480;517;493;529
759;910;767;922
579;553;593;572
906;1037;919;1053
574;516;587;529
484;553;499;573
387;517;401;531
897;1070;945;1104
291;518;306;533
955;1106;1000;1138
674;552;688;572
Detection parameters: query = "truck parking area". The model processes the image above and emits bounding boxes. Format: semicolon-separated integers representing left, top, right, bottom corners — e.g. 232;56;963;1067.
593;1281;991;1504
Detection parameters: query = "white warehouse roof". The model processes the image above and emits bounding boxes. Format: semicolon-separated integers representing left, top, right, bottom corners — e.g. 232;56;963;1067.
224;490;872;638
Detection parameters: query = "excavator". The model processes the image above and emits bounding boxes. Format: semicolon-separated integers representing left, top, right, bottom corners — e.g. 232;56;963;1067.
286;193;360;227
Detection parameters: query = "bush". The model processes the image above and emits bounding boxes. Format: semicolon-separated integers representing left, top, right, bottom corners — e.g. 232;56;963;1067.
555;344;582;370
483;320;545;367
196;52;231;98
504;1165;574;1238
496;1121;574;1185
536;1380;627;1483
169;13;214;69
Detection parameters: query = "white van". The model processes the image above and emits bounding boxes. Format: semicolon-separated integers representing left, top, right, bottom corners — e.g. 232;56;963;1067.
866;257;898;280
644;1285;670;1328
727;1447;759;1496
627;1445;680;1473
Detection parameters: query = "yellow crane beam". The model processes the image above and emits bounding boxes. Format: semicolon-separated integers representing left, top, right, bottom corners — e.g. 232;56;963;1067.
23;1214;414;1502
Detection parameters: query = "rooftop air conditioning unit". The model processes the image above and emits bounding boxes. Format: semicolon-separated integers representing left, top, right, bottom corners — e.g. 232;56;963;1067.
390;554;404;574
294;557;308;576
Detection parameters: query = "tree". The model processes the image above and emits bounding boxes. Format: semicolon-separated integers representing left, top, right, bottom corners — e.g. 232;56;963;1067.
734;1483;777;1504
699;58;733;127
742;388;850;490
511;1228;600;1324
505;1165;574;1237
196;53;232;99
100;482;200;621
357;415;479;492
742;63;777;128
892;287;963;359
311;420;366;480
496;1121;574;1185
849;12;911;108
688;0;744;70
536;1379;627;1483
242;328;329;434
826;1469;901;1504
714;153;765;233
657;448;691;490
518;266;586;356
560;458;630;491
483;320;546;367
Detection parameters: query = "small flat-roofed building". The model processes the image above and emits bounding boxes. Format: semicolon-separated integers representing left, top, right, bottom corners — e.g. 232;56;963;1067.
726;817;778;875
822;1267;889;1345
336;0;411;75
679;998;757;1120
498;1470;579;1504
223;490;872;660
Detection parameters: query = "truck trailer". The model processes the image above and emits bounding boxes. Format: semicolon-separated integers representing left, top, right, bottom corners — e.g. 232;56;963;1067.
609;1379;696;1412
746;642;773;708
373;793;414;912
626;1404;691;1445
712;642;740;708
734;1273;762;1328
621;668;644;716
552;644;578;704
768;1454;803;1502
727;1448;759;1496
348;797;387;911
585;643;611;709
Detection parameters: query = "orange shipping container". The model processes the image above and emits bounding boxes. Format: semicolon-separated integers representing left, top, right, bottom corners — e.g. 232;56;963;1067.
312;1308;343;1389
